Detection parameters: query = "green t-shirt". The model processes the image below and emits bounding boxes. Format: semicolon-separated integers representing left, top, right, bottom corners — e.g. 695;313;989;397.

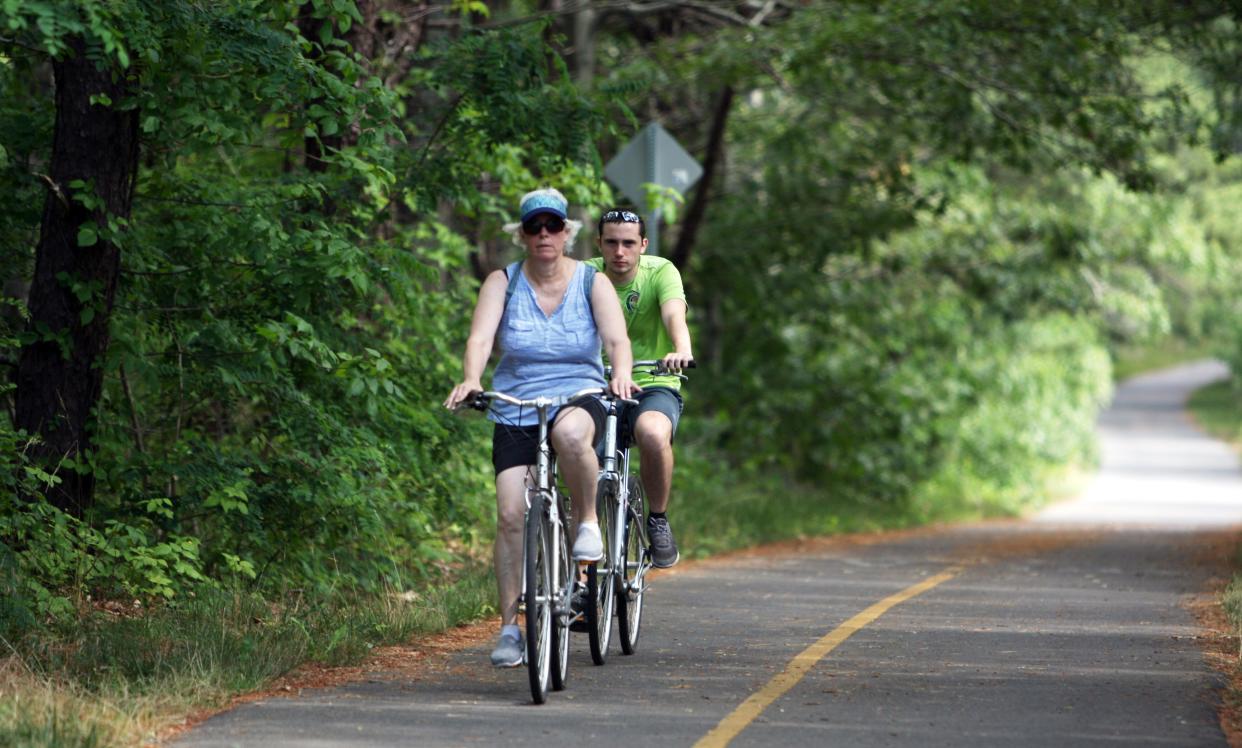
586;255;687;390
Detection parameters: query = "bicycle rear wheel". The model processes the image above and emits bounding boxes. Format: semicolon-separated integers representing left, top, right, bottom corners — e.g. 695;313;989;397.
616;478;647;655
524;506;552;703
549;506;571;691
586;483;616;665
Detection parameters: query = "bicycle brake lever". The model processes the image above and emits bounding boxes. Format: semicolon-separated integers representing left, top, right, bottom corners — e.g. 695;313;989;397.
461;392;489;412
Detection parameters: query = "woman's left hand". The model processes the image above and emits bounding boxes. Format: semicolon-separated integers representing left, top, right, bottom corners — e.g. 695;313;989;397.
609;373;641;400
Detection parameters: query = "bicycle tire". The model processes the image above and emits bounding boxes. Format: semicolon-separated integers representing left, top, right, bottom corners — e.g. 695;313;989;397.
616;478;647;655
524;506;552;703
550;501;571;691
586;480;616;665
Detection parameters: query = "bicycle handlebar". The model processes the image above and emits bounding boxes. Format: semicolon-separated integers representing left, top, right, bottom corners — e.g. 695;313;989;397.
455;360;696;413
606;359;695;383
457;386;608;413
632;359;696;371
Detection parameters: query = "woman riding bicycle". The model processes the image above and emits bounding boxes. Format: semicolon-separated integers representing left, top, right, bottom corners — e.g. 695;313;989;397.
443;188;637;667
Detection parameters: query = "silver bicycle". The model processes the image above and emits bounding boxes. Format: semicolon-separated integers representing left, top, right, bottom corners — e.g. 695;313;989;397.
585;360;691;663
463;387;604;704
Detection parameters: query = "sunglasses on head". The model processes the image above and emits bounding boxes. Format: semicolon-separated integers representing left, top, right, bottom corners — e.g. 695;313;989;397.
521;216;566;236
602;210;641;223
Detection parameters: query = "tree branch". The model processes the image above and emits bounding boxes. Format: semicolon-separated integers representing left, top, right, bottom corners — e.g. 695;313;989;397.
482;0;784;30
0;35;46;55
118;363;146;457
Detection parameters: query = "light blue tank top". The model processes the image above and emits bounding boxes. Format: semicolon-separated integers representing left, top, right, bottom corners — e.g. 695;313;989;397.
490;261;605;427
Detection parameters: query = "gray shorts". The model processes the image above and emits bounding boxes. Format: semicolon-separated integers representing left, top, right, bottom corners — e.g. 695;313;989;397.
624;386;684;444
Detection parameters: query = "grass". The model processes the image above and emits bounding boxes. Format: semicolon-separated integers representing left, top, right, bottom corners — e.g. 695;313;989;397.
1;566;495;747
1187;379;1241;444
1111;338;1216;382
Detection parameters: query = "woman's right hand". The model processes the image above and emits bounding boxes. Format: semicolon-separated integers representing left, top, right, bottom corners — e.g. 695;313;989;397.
444;380;483;409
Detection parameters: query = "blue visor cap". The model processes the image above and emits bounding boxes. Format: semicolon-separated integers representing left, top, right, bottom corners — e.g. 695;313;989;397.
519;193;568;222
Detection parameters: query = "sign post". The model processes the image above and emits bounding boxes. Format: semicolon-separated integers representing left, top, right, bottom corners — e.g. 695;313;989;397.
603;122;703;255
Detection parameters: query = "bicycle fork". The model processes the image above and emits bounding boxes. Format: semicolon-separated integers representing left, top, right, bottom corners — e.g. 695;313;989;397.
620;448;652;597
600;406;624;589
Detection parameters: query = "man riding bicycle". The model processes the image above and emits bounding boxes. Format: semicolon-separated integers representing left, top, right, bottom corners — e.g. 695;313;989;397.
587;209;694;568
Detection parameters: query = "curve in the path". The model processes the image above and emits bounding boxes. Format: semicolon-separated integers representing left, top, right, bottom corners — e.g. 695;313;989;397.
1036;360;1242;529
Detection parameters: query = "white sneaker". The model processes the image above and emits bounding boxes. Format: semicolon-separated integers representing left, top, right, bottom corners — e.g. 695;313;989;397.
572;521;604;561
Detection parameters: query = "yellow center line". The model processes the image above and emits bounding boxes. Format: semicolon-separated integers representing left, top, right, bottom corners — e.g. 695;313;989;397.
693;566;964;748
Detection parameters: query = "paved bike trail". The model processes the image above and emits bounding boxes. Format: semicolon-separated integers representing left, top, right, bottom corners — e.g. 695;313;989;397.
175;361;1241;747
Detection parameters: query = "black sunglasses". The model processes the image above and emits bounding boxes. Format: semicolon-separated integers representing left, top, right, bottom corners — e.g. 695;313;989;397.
521;216;566;236
601;210;641;223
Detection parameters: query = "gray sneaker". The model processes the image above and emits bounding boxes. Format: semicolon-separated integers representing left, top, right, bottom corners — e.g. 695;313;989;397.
489;632;523;668
647;516;679;568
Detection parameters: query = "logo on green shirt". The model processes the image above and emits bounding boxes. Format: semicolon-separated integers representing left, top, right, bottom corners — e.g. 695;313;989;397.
625;290;641;314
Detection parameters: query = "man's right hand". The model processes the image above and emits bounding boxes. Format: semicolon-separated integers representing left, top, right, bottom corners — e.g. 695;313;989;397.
659;352;695;373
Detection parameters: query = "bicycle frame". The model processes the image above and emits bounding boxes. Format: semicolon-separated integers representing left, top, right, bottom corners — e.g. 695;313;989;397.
605;414;648;586
526;397;564;616
597;400;635;576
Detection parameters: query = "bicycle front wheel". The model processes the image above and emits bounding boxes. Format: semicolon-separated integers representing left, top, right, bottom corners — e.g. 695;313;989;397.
586;483;616;665
616;478;647;655
550;506;571;691
524;506;552;703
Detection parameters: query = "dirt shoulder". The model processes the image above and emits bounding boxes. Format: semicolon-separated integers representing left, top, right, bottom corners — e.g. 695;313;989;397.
1186;530;1242;747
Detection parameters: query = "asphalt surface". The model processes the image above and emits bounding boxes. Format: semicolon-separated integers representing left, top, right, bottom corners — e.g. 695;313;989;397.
175;360;1241;747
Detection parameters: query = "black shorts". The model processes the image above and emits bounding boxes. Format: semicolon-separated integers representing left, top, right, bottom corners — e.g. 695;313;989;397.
491;396;607;475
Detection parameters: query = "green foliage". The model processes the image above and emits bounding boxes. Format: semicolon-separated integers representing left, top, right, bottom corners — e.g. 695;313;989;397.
0;1;614;626
0;2;1240;744
631;2;1242;520
0;0;1240;711
915;314;1111;517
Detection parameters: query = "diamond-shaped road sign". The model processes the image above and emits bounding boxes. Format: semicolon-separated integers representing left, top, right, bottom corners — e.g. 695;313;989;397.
604;122;702;255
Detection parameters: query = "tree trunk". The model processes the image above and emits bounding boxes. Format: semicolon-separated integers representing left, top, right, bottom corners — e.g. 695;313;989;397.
14;37;139;516
669;85;733;270
572;1;597;89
